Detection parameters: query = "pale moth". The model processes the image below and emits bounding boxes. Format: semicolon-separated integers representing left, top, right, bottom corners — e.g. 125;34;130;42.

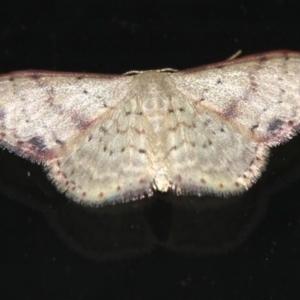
0;51;300;205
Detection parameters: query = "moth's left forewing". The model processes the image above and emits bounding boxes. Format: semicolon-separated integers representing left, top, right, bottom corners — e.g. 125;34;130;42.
0;71;132;162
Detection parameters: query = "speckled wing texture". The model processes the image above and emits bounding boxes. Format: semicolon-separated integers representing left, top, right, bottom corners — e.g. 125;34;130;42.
0;50;300;205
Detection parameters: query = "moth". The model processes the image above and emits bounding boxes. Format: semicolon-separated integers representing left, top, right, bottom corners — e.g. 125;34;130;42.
0;50;299;205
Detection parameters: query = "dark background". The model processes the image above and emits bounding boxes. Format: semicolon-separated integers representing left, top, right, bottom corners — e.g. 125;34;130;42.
1;0;300;299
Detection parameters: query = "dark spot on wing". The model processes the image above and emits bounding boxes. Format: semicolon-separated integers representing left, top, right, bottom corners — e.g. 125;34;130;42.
0;107;5;120
139;149;146;154
204;119;211;126
249;73;258;92
251;124;259;131
220;101;239;120
28;136;47;151
72;115;90;130
268;118;284;132
99;126;107;133
55;139;64;145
